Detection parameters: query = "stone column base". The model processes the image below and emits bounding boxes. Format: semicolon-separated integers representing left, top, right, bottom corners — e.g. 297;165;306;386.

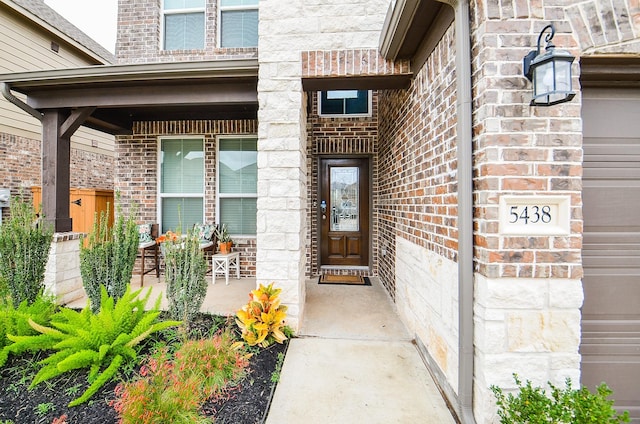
43;232;86;305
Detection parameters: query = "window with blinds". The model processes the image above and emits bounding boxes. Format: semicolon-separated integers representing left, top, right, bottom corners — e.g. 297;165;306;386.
159;138;204;233
218;137;257;236
163;0;205;50
219;0;258;48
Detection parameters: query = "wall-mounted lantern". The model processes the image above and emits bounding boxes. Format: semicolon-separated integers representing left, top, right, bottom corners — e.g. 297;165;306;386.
523;23;575;106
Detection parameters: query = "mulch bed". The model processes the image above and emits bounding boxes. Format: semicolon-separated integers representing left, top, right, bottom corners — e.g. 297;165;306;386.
0;313;287;424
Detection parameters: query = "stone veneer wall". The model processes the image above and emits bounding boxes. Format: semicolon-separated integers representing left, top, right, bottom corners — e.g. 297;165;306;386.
116;0;257;63
115;119;258;276
377;22;460;394
258;0;392;331
43;233;84;304
306;91;379;277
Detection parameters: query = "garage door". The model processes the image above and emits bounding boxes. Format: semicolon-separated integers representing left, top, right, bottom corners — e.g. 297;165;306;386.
581;88;640;421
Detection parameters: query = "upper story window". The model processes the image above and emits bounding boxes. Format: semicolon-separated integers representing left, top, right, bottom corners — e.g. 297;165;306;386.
219;0;258;48
163;0;206;50
319;90;371;117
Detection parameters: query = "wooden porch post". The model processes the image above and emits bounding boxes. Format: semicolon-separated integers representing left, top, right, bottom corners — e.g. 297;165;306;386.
42;109;72;232
40;107;96;232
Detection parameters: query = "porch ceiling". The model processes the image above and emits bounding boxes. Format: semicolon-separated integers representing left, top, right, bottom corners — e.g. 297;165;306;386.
0;59;259;135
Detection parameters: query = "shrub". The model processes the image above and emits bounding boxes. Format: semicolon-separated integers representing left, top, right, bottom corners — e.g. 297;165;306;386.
0;295;57;367
111;330;250;424
236;283;290;347
0;195;53;306
491;374;630;424
4;286;180;406
163;227;208;324
80;199;138;312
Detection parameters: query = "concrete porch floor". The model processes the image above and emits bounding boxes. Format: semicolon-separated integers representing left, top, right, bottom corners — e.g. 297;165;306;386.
65;274;255;316
65;274;457;423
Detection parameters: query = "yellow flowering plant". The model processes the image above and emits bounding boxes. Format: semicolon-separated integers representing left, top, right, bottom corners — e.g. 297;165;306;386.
235;283;290;347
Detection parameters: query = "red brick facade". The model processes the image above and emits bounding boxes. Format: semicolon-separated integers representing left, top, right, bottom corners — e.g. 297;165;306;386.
377;26;459;296
116;0;257;64
302;49;410;78
306;91;379;278
468;3;584;281
115;119;258;277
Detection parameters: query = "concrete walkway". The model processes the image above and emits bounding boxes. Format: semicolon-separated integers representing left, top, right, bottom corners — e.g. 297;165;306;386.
265;278;457;424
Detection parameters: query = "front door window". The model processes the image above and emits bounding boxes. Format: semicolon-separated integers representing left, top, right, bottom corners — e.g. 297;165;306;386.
330;167;359;232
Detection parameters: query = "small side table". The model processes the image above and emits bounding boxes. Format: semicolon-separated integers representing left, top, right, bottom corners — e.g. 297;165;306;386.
211;251;240;285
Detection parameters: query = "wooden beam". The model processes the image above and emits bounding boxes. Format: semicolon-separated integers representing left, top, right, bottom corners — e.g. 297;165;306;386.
60;107;96;138
27;82;258;109
42;110;72;233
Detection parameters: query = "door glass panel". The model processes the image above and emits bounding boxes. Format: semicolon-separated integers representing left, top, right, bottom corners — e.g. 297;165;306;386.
330;167;359;232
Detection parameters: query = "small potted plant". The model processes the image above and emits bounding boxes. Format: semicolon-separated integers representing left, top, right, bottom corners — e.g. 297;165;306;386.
215;223;232;254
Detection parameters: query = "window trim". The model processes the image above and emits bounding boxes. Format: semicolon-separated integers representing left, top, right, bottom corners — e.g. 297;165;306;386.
318;90;373;118
161;0;206;51
216;135;258;238
157;136;206;233
217;0;259;49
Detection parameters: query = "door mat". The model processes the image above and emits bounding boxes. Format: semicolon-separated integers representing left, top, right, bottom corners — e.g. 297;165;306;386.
318;274;371;286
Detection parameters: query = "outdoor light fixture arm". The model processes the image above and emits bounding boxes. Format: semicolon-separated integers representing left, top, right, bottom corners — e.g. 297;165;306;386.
524;24;555;81
523;22;575;106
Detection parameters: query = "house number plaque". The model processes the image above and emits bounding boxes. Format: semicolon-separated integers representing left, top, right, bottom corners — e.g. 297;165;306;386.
499;195;570;235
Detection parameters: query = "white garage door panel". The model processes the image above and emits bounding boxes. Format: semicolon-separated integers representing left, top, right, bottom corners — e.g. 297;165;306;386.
581;88;640;422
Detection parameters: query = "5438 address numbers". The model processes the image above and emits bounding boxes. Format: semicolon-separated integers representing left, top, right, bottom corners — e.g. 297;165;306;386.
499;195;570;235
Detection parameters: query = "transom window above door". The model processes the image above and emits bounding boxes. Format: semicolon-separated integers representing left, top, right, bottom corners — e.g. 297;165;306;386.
319;90;371;117
163;0;205;51
219;0;258;48
159;137;204;233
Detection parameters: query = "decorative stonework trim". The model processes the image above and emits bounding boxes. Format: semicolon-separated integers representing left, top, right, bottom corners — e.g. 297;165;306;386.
313;137;376;155
302;49;410;78
132;120;258;135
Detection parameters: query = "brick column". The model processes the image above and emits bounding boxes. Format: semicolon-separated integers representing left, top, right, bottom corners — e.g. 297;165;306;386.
469;3;584;422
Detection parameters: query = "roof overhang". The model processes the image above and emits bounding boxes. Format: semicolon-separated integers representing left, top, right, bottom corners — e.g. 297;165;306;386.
379;0;450;62
0;59;259;134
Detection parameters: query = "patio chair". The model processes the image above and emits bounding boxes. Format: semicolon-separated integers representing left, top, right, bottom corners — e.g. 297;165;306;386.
137;223;159;286
195;223;217;274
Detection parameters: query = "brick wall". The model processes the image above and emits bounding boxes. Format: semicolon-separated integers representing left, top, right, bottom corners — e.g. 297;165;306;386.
0;132;114;221
306;90;379;277
469;1;585;422
116;0;257;63
115;119;258;276
377;23;460;393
